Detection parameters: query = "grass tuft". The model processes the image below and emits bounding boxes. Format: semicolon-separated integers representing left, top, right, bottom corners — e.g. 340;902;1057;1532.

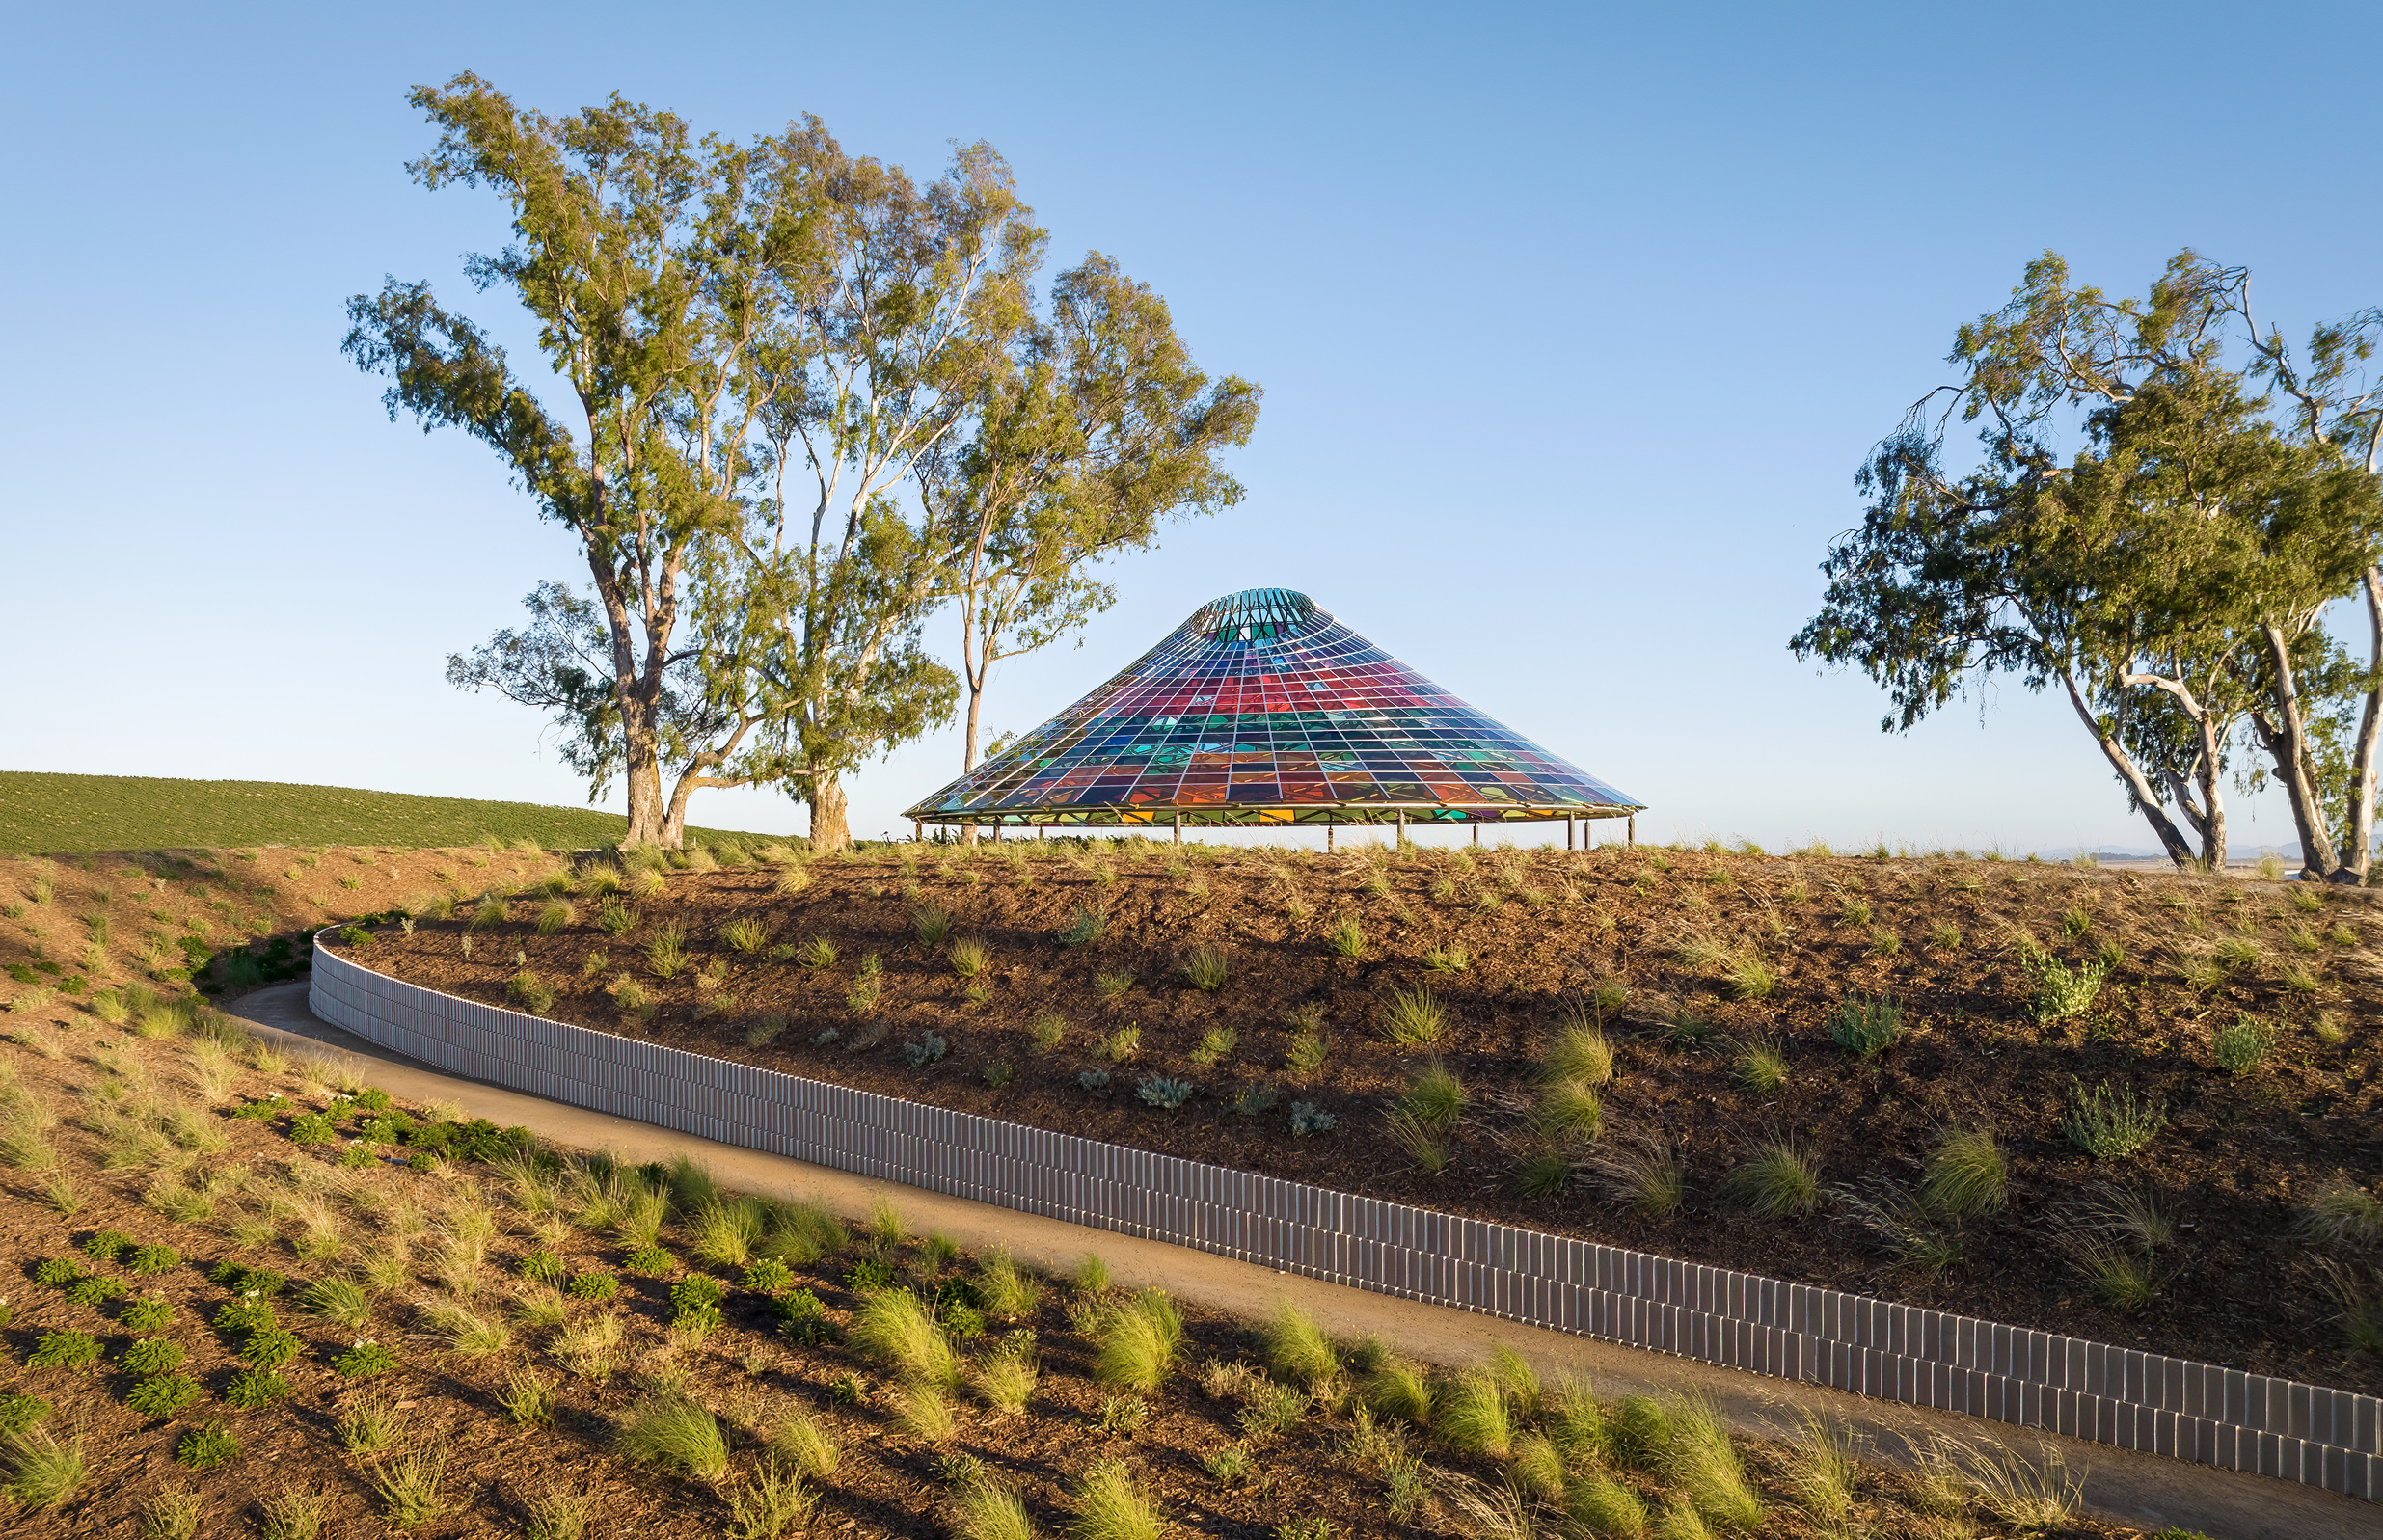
1380;986;1447;1045
614;1395;729;1480
1069;1458;1162;1540
1920;1125;2007;1219
1092;1289;1184;1391
1724;1140;1820;1218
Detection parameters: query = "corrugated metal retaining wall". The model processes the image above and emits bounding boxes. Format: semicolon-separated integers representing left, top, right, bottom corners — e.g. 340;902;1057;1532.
309;940;2378;1499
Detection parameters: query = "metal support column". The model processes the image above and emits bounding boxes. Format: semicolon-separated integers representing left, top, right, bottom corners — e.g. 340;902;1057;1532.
1566;816;1575;851
1326;825;1334;852
1628;815;1636;847
1173;812;1181;845
1395;811;1406;847
912;820;921;843
1472;823;1480;848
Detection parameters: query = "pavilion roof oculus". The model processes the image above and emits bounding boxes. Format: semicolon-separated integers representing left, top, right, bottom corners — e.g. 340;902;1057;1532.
906;588;1644;827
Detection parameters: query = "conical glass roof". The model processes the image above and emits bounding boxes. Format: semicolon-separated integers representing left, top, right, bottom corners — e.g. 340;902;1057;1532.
907;588;1642;827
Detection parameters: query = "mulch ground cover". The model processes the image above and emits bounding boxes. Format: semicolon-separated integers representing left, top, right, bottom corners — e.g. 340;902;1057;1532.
0;1009;2153;1538
345;840;2383;1399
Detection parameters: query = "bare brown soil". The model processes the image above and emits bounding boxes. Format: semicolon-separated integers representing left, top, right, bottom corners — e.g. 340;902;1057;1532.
340;840;2383;1399
0;999;2154;1538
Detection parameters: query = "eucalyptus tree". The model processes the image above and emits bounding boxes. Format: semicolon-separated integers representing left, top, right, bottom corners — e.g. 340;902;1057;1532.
1792;252;2383;874
929;252;1262;792
728;122;1045;851
344;75;815;847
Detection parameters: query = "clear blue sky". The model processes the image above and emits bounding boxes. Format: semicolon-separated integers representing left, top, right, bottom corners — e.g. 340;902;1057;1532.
8;1;2377;853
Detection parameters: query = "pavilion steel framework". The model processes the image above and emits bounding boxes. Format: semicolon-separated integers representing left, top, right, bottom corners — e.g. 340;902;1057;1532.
904;588;1643;842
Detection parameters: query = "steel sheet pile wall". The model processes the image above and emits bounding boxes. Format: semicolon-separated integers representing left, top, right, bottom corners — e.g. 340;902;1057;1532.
311;941;2377;1499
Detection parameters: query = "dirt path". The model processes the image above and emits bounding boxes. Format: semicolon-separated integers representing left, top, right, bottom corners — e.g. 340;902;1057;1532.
224;981;2369;1540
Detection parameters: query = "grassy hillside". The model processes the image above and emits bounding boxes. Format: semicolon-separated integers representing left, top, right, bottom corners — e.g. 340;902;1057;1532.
0;1001;2159;1538
0;773;769;854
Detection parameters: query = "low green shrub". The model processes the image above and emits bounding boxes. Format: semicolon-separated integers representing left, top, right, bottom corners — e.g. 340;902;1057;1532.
332;1340;398;1377
80;1229;134;1261
1829;992;1902;1057
567;1271;620;1302
224;1367;291;1409
27;1330;102;1370
120;1338;186;1376
519;1250;567;1286
125;1372;202;1418
126;1243;179;1275
2061;1080;2167;1160
120;1297;174;1332
2211;1015;2277;1074
174;1419;240;1471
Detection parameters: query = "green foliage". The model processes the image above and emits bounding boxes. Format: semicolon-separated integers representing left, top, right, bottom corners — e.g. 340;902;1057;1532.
1437;1371;1512;1459
1724;1141;1821;1218
66;1273;127;1306
1069;1457;1164;1540
1259;1302;1340;1391
1287;1101;1337;1136
32;1256;83;1286
2303;1185;2383;1248
2061;1080;2167;1159
1920;1126;2008;1218
2026;951;2108;1021
121;1296;174;1332
287;1111;337;1145
1399;1061;1468;1132
225;1367;292;1409
80;1229;134;1261
2211;1014;2277;1073
914;905;954;946
1092;1289;1184;1391
950;1480;1036;1540
125;1372;202;1418
1;1422;85;1508
1733;1041;1787;1094
120;1337;186;1376
568;1270;620;1302
1180;946;1232;992
1829;992;1903;1056
852;1289;961;1389
519;1248;568;1286
1136;1074;1193;1109
333;1340;399;1377
126;1243;179;1275
175;1419;240;1472
625;1244;677;1275
615;1396;730;1480
372;1449;448;1529
1058;905;1107;947
1380;986;1447;1045
1327;918;1367;959
27;1329;101;1370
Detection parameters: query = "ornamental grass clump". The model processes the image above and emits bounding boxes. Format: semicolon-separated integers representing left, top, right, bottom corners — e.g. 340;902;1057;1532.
1069;1458;1163;1540
1259;1301;1340;1391
1829;992;1902;1057
1724;1140;1820;1219
1180;946;1232;992
615;1395;729;1481
852;1288;960;1389
1092;1289;1184;1391
1380;986;1447;1046
1398;1060;1468;1132
1919;1125;2007;1219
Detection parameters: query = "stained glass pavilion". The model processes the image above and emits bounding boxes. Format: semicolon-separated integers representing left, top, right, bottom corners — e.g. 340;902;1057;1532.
904;588;1643;840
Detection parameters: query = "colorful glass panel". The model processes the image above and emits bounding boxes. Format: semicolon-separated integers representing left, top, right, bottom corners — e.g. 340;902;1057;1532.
906;589;1643;825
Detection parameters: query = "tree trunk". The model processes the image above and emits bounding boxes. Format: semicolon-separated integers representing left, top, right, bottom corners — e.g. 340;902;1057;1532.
2253;625;2345;880
2342;567;2383;882
807;774;852;854
620;702;672;849
2063;674;2199;869
960;675;986;848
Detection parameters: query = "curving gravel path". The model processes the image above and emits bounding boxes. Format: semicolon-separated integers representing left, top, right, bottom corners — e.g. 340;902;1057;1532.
223;980;2367;1540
